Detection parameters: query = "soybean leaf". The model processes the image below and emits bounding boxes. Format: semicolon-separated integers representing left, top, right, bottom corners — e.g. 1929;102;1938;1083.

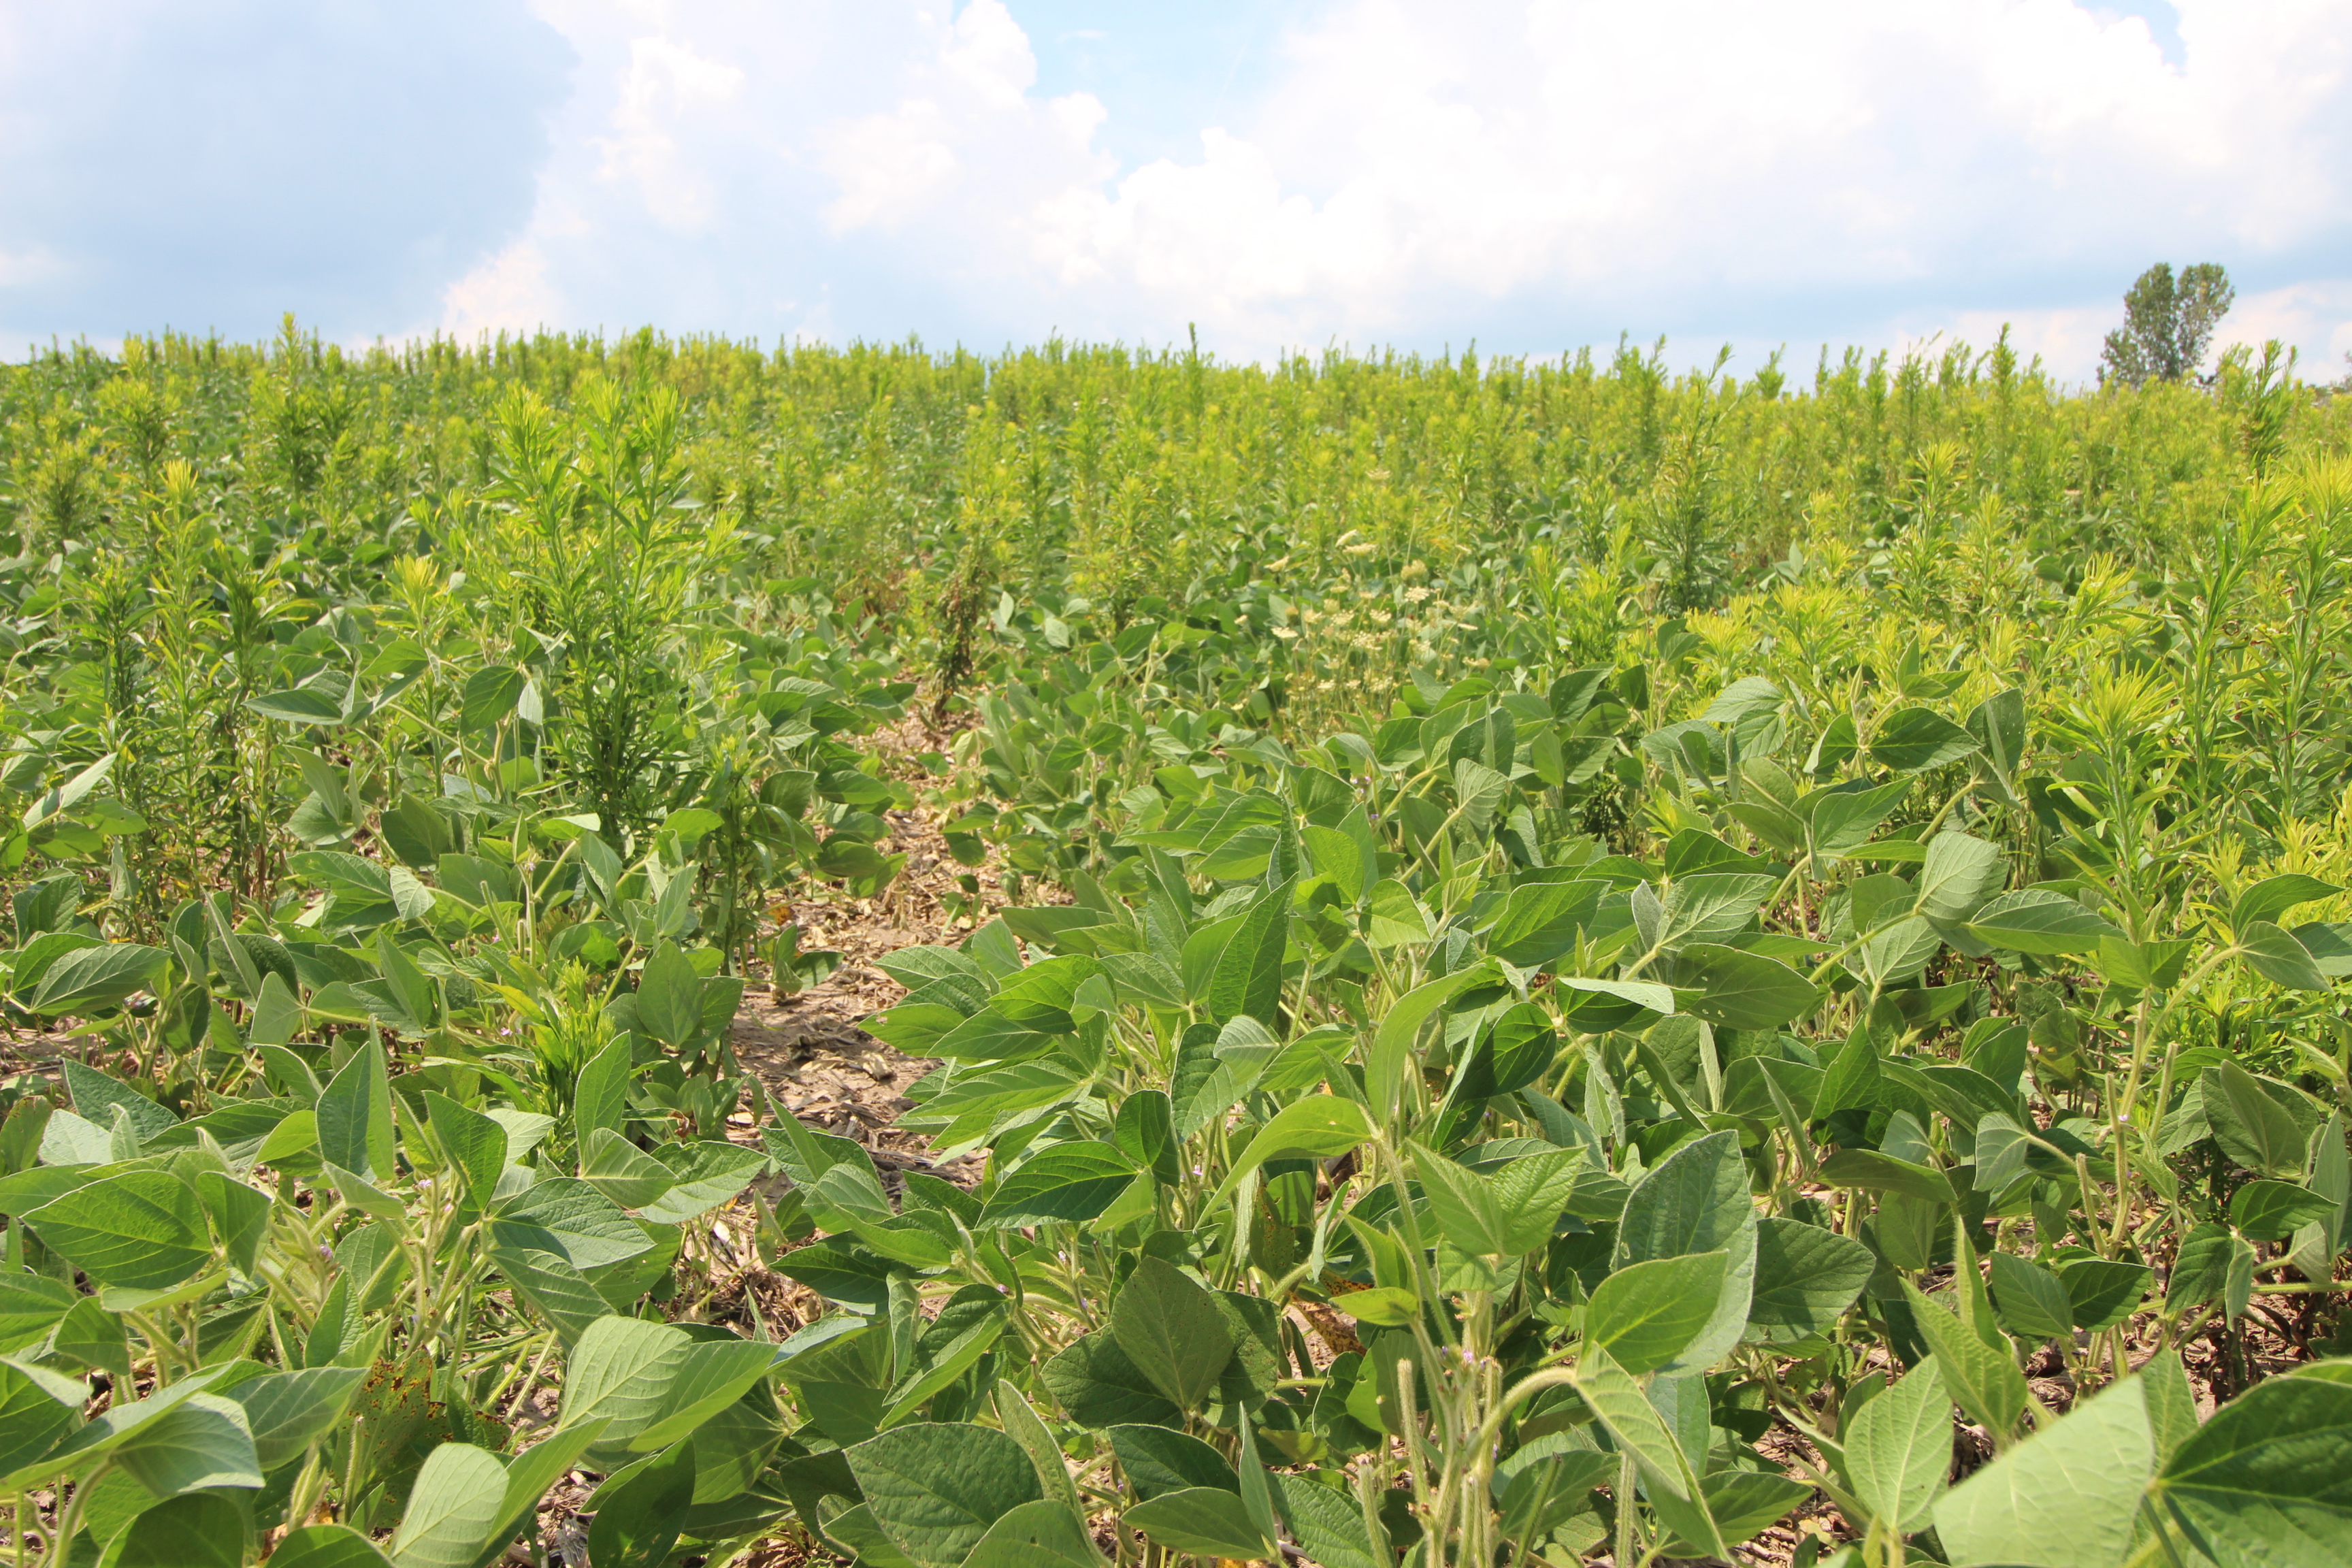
1207;1097;1374;1209
2201;1061;2315;1179
1123;1487;1273;1561
112;1391;263;1497
1113;1090;1181;1185
1041;1329;1183;1430
1871;708;1979;772
1369;966;1492;1120
1269;1470;1385;1568
2231;1179;2337;1241
30;944;167;1016
585;1440;697;1568
1611;1130;1757;1373
1846;1356;1950;1531
846;1422;1043;1568
1987;1253;2076;1343
22;1171;210;1291
1110;1258;1233;1414
316;1039;396;1185
2058;1258;2153;1332
1678;945;1823;1030
977;1143;1139;1228
2234;875;2342;936
1956;889;2120;955
963;1498;1105;1568
264;1526;395;1568
2239;921;2332;992
1933;1374;2155;1568
1107;1423;1239;1500
2167;1222;2256;1322
2155;1371;2352;1563
489;1179;654;1271
1818;1148;1955;1205
424;1092;508;1212
1901;1282;2027;1442
104;1492;247;1568
994;1384;1084;1514
1572;1344;1724;1558
389;1440;508;1568
1587;1252;1729;1374
1746;1218;1873;1341
229;1366;366;1470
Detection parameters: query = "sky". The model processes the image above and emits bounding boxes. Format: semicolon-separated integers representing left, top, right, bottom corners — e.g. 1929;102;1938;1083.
1;0;2347;383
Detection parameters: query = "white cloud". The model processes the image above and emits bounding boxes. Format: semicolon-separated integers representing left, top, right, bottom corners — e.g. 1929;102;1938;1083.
419;0;2350;376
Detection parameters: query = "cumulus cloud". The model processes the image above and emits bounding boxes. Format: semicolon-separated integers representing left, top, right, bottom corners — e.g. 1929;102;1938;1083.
0;0;574;347
3;0;2345;377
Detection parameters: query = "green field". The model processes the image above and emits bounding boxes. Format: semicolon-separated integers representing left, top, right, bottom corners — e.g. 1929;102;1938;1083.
0;321;2347;1566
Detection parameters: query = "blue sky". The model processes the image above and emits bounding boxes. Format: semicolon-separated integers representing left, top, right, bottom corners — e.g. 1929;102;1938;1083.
1;1;2345;380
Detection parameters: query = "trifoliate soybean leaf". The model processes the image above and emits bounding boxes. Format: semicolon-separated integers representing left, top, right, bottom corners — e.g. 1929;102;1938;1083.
423;1092;507;1212
2058;1258;2153;1331
0;1268;78;1354
1933;1373;2154;1568
488;1178;653;1270
2167;1222;2255;1322
1588;1252;1729;1374
1488;879;1605;968
1041;1329;1184;1430
1269;1470;1386;1568
459;665;527;734
1205;878;1293;1029
636;1140;766;1226
1957;889;2120;956
1107;1423;1239;1500
104;1492;248;1568
1571;1344;1722;1558
0;1358;82;1475
1207;1098;1373;1209
1913;832;2007;923
1369;966;1492;1120
267;1525;395;1568
1612;1130;1757;1373
22;1171;210;1290
1846;1355;1952;1532
978;1143;1139;1228
1111;1257;1232;1415
61;1060;177;1143
1746;1218;1872;1340
1870;708;1980;772
316;1039;395;1185
1806;779;1914;858
2200;1060;2315;1180
389;1439;508;1568
110;1390;262;1497
2238;921;2332;993
1901;1282;2027;1442
2155;1371;2352;1565
1113;1090;1180;1185
1987;1252;2076;1343
585;1440;698;1568
1818;1148;1955;1205
2231;1178;2338;1241
846;1422;1042;1568
962;1499;1105;1568
1677;944;1823;1029
228;1365;366;1471
193;1171;270;1277
2234;875;2342;936
30;943;167;1016
1124;1486;1274;1561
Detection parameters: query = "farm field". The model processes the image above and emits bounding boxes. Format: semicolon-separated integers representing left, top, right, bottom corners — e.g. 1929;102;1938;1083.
0;322;2347;1567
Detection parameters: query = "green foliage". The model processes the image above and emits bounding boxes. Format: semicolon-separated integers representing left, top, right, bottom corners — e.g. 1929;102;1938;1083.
0;325;2347;1565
